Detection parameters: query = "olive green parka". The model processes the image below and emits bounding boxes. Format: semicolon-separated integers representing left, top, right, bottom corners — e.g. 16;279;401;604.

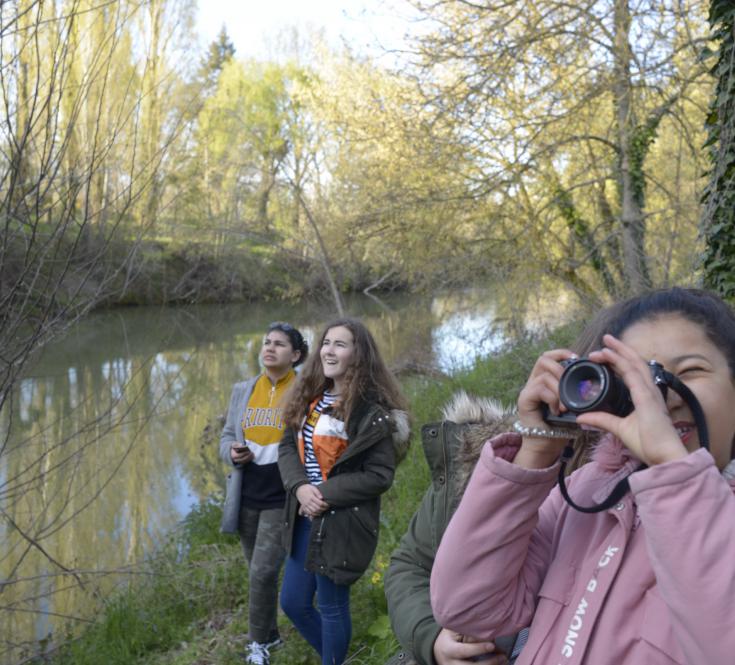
384;393;517;665
278;398;410;586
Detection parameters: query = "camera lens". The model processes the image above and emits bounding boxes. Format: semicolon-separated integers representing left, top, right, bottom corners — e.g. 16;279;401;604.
557;359;634;418
560;361;608;410
577;378;603;403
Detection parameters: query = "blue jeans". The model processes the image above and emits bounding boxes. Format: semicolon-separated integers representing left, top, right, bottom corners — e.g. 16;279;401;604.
280;515;352;664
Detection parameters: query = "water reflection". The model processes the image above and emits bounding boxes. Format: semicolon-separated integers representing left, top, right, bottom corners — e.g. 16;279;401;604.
431;294;505;371
0;286;575;660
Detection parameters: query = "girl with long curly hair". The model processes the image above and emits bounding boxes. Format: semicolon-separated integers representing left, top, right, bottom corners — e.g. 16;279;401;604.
278;317;410;665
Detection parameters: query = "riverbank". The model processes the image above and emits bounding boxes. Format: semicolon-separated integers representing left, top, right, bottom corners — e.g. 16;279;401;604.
57;236;435;310
37;322;579;665
28;233;503;312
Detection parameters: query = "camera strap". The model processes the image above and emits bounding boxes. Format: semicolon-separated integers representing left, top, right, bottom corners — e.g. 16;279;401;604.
558;446;646;513
557;369;709;513
663;371;709;450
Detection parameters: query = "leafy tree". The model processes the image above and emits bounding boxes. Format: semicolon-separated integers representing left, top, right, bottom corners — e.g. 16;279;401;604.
272;45;492;295
184;59;292;241
199;25;235;92
0;0;201;658
134;0;198;230
406;0;711;298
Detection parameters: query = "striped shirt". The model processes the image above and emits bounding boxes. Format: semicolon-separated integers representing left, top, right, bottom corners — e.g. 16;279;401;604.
302;392;340;485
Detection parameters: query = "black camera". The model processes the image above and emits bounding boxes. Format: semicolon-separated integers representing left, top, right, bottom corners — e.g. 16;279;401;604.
544;358;666;427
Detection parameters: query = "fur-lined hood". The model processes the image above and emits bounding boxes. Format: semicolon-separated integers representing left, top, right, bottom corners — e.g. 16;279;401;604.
430;391;515;497
390;409;412;463
429;391;592;499
589;433;638;471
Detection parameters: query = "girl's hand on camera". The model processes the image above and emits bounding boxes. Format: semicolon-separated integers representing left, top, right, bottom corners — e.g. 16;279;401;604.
514;348;576;469
576;334;687;466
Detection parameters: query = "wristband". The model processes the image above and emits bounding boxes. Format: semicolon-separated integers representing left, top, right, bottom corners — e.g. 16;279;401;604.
513;420;577;440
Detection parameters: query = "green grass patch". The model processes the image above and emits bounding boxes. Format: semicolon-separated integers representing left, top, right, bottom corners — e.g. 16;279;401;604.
45;500;247;665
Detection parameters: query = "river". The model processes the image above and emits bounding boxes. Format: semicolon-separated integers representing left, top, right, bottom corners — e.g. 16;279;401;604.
0;286;576;660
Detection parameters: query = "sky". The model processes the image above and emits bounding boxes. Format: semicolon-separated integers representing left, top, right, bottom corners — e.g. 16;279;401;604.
195;0;414;62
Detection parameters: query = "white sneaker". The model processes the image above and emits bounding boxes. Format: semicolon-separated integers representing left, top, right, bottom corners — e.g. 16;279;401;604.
245;641;270;665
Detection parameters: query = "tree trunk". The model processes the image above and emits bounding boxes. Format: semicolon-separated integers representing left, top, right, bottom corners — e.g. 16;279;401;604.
613;0;651;294
296;191;345;316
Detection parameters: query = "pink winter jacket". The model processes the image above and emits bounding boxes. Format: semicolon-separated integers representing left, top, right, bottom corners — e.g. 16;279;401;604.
430;432;735;665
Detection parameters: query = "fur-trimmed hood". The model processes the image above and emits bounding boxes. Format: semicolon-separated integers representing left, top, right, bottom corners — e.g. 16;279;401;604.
589;433;638;471
439;391;516;494
427;391;593;500
390;409;412;463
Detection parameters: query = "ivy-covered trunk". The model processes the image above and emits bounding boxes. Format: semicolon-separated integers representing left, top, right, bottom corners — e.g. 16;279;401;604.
614;0;653;295
702;1;735;296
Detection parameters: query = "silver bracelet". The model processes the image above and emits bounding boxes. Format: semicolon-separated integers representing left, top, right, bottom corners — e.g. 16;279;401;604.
513;420;577;440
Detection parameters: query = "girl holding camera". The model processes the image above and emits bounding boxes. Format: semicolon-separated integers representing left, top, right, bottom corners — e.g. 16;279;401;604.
277;317;409;665
430;288;735;664
219;322;308;665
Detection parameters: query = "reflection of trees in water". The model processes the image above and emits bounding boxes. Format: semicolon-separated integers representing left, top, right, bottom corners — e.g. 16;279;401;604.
0;358;154;662
0;285;576;657
422;284;578;372
0;348;228;661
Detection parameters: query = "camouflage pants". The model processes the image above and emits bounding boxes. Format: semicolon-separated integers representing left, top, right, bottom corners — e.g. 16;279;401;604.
238;505;287;643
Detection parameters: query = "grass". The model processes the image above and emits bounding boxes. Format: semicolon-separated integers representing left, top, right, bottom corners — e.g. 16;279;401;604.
42;322;580;665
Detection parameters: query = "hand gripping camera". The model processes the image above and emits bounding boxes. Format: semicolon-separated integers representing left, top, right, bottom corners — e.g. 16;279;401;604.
543;358;709;513
543;358;667;428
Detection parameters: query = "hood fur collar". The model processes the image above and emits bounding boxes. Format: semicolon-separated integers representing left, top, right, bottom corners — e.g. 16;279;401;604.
390;409;412;462
441;391;515;494
589;434;637;471
440;391;594;495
